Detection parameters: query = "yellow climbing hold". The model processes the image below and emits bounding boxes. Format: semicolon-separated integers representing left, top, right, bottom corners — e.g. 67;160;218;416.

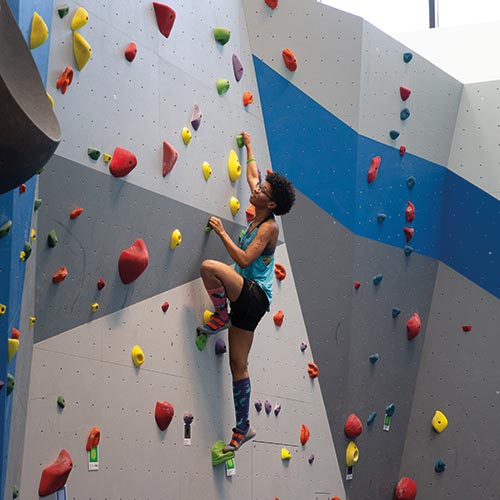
228;150;241;182
202;161;212;181
71;6;89;30
19;251;26;262
203;310;214;325
230;196;240;216
91;302;99;312
131;345;145;367
47;92;54;108
182;127;192;145
73;32;92;70
30;228;36;241
30;12;49;49
281;448;291;460
346;441;359;466
170;229;182;250
103;153;112;163
432;410;448;433
8;339;19;362
29;316;36;327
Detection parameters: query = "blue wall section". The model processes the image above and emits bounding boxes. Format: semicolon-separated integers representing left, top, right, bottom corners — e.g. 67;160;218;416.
254;56;500;298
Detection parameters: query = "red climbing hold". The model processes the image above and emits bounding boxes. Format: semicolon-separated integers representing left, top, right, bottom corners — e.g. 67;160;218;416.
300;424;310;445
38;449;73;497
56;66;74;94
97;278;105;290
155;400;174;430
407;312;421;340
70;207;83;219
52;267;68;284
153;2;176;39
11;328;20;339
354;281;361;289
243;91;254;107
395;477;417;500
162;140;178;177
85;426;101;451
161;301;169;312
405;201;415;222
367;156;381;183
307;361;319;379
400;86;412;101
282;48;297;71
109;147;137;177
274;263;286;281
118;238;149;284
344;413;363;438
124;42;137;62
462;325;472;332
404;227;414;242
399;146;406;156
19;184;27;193
265;0;279;8
273;310;284;327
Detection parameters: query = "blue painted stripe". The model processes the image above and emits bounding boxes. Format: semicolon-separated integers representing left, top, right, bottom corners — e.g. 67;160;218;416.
253;56;500;299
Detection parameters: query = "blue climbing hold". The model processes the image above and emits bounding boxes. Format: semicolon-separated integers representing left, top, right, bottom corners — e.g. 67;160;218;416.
403;52;413;63
385;403;396;417
369;353;379;364
373;274;383;286
404;245;414;256
367;411;377;425
406;176;416;189
377;213;387;223
392;308;401;318
390;130;400;140
400;108;410;121
434;458;446;473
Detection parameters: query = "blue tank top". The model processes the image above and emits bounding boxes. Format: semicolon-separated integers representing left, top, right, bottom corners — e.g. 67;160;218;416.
234;217;275;307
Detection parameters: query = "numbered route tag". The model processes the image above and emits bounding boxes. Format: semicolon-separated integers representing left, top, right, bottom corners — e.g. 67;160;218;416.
56;486;67;500
88;445;99;471
346;465;354;480
184;423;192;446
225;457;236;476
383;413;392;431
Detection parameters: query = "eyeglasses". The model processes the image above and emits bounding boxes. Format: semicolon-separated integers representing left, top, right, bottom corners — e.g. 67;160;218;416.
255;181;276;203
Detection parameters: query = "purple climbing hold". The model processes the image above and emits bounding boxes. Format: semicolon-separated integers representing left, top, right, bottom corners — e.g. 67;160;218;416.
254;399;262;412
300;341;307;352
308;454;315;464
274;402;281;416
232;53;244;82
265;400;272;415
183;412;194;425
215;337;226;355
190;104;201;131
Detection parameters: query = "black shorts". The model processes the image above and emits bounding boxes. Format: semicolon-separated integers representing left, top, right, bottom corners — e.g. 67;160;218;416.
230;278;269;332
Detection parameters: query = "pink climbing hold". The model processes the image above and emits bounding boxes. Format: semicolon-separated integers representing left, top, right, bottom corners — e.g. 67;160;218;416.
404;227;414;242
405;201;415;222
367;156;381;183
344;413;363;438
232;53;244;82
190;104;201;131
162;140;178;177
399;146;406;156
118;238;149;284
161;301;169;312
400;86;412;101
155;400;174;430
109;147;138;177
153;2;176;39
124;42;137;62
38;449;73;497
395;477;417;500
406;312;421;340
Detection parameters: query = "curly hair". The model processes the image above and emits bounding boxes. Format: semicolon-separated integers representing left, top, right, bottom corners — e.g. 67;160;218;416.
266;172;296;216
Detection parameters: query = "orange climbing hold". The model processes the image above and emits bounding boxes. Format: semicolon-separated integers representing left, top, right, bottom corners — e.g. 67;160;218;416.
300;424;310;445
367;156;381;183
38;449;73;497
274;263;286;281
11;328;20;340
70;207;83;219
273;310;284;327
56;66;73;94
118;238;149;284
400;86;411;101
153;2;176;39
245;204;255;222
124;42;137;62
282;48;297;71
85;426;101;451
265;0;279;8
109;147;137;177
405;201;415;222
243;91;254;107
407;312;421;340
307;361;319;379
162;140;178;176
52;267;68;284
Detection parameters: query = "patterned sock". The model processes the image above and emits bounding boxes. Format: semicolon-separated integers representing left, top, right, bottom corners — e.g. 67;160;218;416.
207;286;229;321
233;377;251;432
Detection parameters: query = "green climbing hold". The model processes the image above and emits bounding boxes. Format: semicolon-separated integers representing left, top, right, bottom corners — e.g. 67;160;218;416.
389;130;400;140
373;274;383;285
37;166;45;175
58;5;70;18
7;373;14;396
57;396;66;409
236;134;244;148
0;220;13;239
213;27;231;45
217;79;230;95
196;332;208;351
88;148;101;161
404;245;414;256
13;485;19;498
48;229;58;248
211;440;235;466
23;242;32;260
34;198;42;211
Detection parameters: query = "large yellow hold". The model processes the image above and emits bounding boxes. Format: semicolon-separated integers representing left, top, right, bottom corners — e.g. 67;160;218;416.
71;7;89;30
8;339;19;362
30;12;48;49
227;150;241;182
346;441;359;467
73;32;92;70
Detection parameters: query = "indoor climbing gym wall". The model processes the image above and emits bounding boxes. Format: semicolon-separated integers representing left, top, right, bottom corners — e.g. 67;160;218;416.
2;0;500;499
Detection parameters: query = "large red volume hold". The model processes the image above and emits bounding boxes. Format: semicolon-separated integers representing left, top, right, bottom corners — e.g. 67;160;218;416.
282;48;297;71
367;156;381;183
118;238;149;284
406;313;421;340
162;141;178;176
38;449;73;497
344;413;363;438
153;2;176;38
395;477;417;500
109;147;138;177
155;401;174;430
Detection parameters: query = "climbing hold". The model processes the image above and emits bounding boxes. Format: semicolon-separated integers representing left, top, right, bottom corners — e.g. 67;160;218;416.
213;27;231;45
0;220;12;239
307;361;319;379
274;263;286;281
462;325;472;332
87;147;100;161
23;241;32;260
13;485;19;498
354;281;361;289
236;134;244;148
52;267;68;284
228;149;241;182
96;278;105;290
399;146;407;156
406;201;415;222
11;328;20;340
400;86;411;101
434;458;446;473
19;183;27;194
118;238;149;284
183;412;194;425
203;310;214;325
273;310;284;326
377;213;387;223
254;400;262;412
58;5;69;18
0;303;6;315
367;411;377;425
38;449;73;497
400;108;410;121
373;274;383;285
265;400;272;414
308;454;315;464
274;402;282;416
195;332;207;351
431;410;448;433
131;345;145;367
369;353;379;364
367;155;381;183
155;400;174;430
34;199;42;211
345;441;359;467
202;161;212;181
191;104;201;130
300;342;307;352
162;140;178;177
404;245;413;256
230;196;240;216
70;207;84;219
282;48;297;71
7;373;14;395
245;205;256;223
232;53;244;81
181;127;192;145
71;6;89;30
73;32;92;70
390;130;400;140
281;448;292;460
403;52;413;63
30;12;49;49
56;66;73;94
243;91;254;106
215;338;226;355
57;396;65;409
103;153;112;163
344;414;363;438
29;316;36;327
170;229;182;249
395;477;417;500
48;229;58;248
109;147;137;177
406;176;416;188
8;339;19;362
124;42;137;62
217;79;230;95
85;427;100;451
161;301;169;313
404;227;414;242
265;0;279;8
153;2;176;38
91;302;99;312
211;440;234;466
407;312;421;340
385;403;396;417
300;424;310;445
